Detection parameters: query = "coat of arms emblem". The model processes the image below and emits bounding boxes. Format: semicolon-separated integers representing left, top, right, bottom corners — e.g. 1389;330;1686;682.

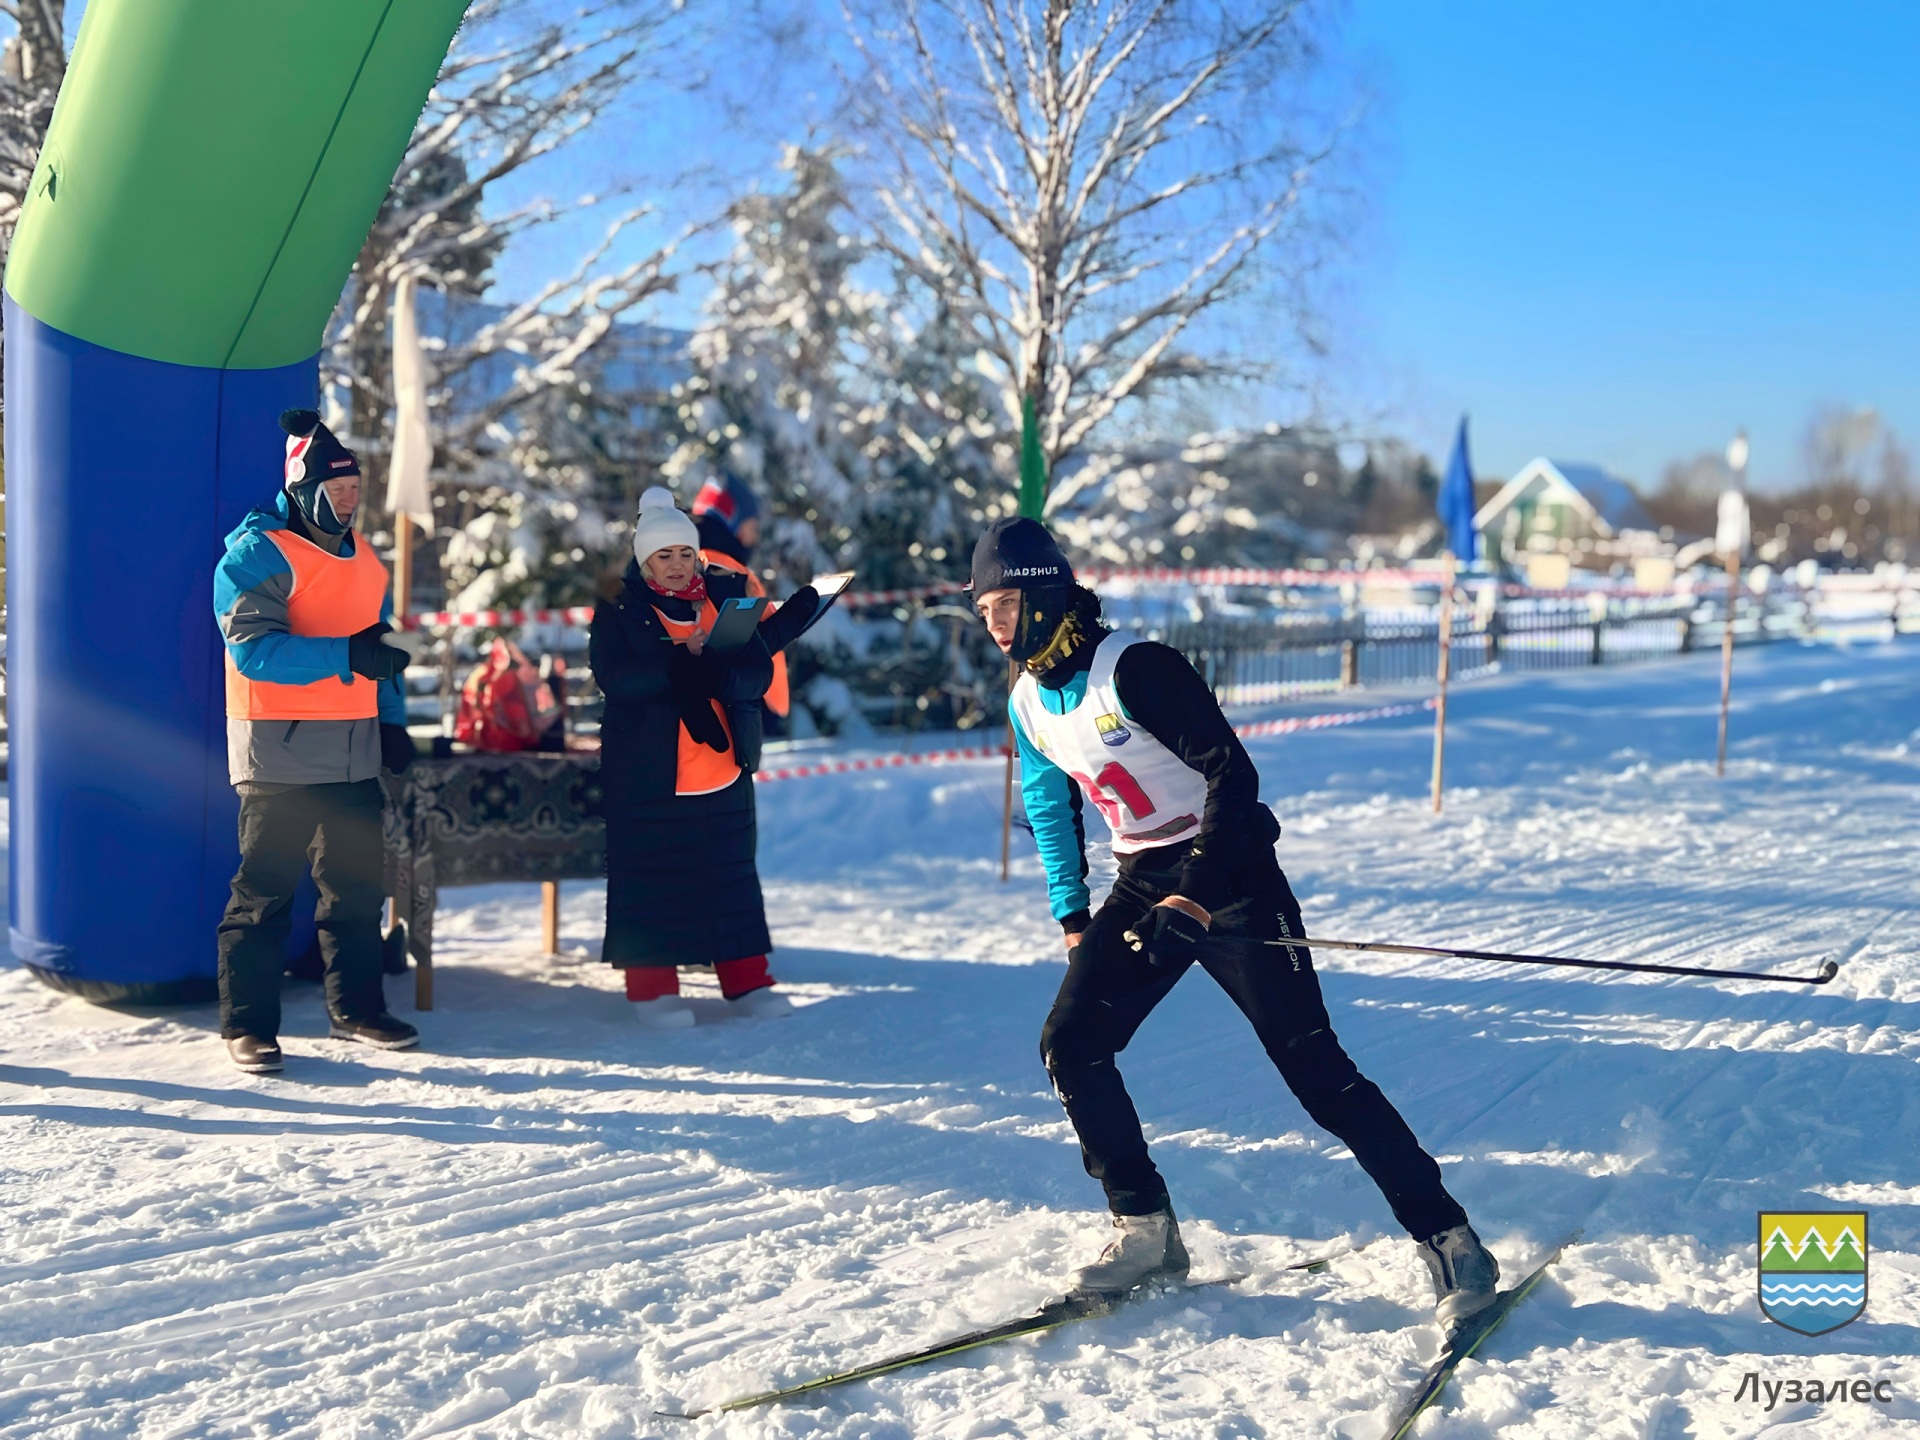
1758;1211;1867;1336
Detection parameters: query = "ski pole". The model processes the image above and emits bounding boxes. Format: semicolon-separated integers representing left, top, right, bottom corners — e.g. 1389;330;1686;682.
1260;935;1839;986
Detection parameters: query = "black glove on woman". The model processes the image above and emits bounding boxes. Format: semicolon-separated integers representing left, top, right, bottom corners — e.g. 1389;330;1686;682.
756;586;820;655
666;644;732;752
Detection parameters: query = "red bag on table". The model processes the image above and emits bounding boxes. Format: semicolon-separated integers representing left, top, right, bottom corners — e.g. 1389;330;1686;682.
454;637;562;752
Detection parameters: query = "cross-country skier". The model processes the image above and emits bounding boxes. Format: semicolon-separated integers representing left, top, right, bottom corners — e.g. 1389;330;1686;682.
971;517;1499;1332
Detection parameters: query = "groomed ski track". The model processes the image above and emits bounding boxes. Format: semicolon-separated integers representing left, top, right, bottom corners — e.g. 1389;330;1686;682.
2;641;1917;1437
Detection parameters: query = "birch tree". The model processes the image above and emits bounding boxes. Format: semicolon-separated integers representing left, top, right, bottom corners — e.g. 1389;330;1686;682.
326;0;694;530
313;0;709;613
844;0;1342;508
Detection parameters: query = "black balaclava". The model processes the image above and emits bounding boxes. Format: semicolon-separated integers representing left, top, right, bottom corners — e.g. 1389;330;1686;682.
279;408;361;537
969;516;1101;673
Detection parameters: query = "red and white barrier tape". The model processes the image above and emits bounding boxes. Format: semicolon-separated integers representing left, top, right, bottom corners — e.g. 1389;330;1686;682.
750;698;1433;783
1229;697;1435;739
398;606;595;631
1083;564;1447;590
398;567;1454;630
836;565;1449;609
753;743;1007;783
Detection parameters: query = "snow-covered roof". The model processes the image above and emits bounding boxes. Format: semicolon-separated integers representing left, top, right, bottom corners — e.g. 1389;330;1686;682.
1473;457;1655;538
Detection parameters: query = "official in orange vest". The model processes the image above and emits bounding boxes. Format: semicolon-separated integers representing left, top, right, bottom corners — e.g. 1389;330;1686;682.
691;472;791;720
210;410;420;1074
590;488;819;1029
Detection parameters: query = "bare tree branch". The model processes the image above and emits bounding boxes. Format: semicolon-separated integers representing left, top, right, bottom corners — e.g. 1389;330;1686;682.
843;0;1342;499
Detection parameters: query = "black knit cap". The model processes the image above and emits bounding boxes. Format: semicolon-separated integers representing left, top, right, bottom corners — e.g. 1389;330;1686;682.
279;408;360;536
969;516;1074;594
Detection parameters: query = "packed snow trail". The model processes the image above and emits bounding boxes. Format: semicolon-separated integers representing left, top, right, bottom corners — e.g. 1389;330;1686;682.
2;640;1916;1437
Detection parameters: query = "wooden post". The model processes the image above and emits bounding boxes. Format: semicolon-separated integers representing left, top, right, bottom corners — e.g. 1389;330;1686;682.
999;660;1017;882
1430;552;1457;813
1716;550;1740;777
394;512;415;620
541;880;561;955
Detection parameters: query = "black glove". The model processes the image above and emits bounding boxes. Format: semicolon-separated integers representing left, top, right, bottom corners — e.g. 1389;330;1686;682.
1127;903;1210;970
665;641;723;698
757;586;820;654
679;694;731;753
380;723;415;775
665;645;731;752
348;623;408;681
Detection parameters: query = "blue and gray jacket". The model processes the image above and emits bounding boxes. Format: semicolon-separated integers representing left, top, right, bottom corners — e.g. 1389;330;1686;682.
214;492;405;786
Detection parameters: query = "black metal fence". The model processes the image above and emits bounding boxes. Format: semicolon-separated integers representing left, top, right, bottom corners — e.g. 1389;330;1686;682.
1123;591;1786;708
125;577;1904;750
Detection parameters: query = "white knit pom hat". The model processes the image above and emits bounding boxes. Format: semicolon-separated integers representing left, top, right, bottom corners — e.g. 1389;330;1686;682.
632;486;701;568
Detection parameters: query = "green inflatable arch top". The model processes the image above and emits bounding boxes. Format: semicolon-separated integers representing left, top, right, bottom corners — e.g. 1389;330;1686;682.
7;0;469;370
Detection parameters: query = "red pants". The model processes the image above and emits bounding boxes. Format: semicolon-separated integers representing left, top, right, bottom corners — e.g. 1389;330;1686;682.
625;956;772;1002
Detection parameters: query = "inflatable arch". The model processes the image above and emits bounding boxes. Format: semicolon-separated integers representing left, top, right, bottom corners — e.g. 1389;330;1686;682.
5;0;467;1001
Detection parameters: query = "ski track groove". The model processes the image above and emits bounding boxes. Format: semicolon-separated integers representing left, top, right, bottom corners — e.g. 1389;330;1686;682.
0;1171;806;1377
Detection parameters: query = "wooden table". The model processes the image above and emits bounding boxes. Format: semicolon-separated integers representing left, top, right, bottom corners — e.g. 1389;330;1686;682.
383;751;604;1010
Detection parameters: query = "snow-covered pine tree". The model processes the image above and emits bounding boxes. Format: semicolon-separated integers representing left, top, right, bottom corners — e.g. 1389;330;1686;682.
664;145;882;588
665;145;1010;732
438;354;658;613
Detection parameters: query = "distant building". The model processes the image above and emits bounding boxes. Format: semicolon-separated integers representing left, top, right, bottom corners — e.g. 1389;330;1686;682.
1474;457;1662;567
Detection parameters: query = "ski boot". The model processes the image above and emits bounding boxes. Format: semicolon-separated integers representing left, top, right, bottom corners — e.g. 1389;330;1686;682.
1070;1203;1191;1297
1419;1223;1501;1335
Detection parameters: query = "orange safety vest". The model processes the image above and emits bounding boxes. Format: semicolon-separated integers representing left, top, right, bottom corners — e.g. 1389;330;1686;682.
653;598;743;796
699;549;790;718
225;528;389;721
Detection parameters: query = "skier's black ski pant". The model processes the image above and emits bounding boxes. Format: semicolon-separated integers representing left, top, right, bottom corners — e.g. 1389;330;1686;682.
1040;843;1467;1239
218;779;388;1040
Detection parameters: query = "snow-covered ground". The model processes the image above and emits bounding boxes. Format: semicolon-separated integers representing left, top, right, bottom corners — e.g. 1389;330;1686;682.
2;640;1916;1438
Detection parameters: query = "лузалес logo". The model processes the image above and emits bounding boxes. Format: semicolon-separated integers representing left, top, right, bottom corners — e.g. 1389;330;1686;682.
1759;1211;1867;1337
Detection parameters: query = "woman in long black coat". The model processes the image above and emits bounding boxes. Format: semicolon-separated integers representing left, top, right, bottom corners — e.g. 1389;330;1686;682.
589;488;815;1028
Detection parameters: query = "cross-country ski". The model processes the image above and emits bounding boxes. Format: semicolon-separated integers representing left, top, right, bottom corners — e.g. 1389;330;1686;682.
1380;1233;1581;1439
657;1272;1252;1419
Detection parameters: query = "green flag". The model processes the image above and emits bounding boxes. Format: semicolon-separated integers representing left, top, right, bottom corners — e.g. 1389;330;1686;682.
1018;394;1048;519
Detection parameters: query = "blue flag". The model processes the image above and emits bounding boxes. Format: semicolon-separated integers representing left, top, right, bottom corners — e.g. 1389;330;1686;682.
1437;416;1479;562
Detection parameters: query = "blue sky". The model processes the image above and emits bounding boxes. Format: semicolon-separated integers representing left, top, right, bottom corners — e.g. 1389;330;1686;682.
55;0;1919;490
1342;0;1920;489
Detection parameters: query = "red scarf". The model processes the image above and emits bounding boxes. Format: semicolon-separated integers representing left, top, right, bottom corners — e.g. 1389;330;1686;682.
645;572;708;605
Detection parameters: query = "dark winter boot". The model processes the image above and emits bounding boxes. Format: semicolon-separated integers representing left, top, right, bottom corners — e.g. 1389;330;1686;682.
1419;1223;1501;1334
1070;1204;1191;1296
227;1036;284;1074
328;1011;421;1051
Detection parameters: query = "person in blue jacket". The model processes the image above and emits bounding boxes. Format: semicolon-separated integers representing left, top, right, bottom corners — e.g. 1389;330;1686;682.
972;517;1498;1333
211;410;419;1074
